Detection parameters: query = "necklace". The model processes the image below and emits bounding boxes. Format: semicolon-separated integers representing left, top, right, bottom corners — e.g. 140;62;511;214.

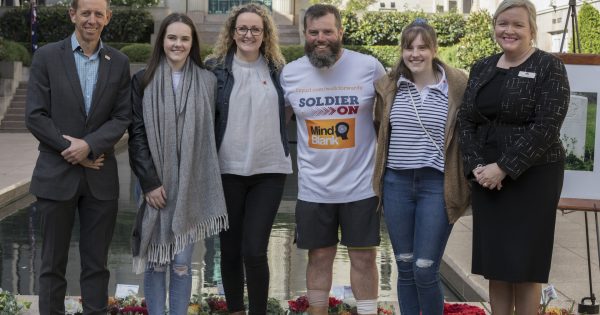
498;46;535;68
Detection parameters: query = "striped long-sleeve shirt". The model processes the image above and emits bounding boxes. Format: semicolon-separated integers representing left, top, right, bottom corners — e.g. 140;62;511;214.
387;67;449;172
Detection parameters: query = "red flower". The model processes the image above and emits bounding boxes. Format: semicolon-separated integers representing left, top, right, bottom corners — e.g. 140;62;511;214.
120;306;148;314
207;297;228;312
288;296;310;313
443;303;486;315
377;306;393;315
329;297;343;307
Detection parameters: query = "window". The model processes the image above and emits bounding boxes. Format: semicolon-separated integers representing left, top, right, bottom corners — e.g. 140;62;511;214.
449;0;457;12
380;2;385;7
391;1;396;8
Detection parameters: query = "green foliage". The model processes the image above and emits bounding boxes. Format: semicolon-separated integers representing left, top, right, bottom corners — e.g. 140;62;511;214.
279;44;399;68
102;9;154;43
429;13;465;46
456;10;499;70
0;288;31;314
344;0;377;12
576;3;600;53
352;11;419;45
266;297;285;315
281;45;305;62
339;10;465;47
111;0;160;8
309;0;342;6
347;45;399;68
437;44;460;68
0;6;153;45
120;43;151;62
0;39;32;66
341;11;360;45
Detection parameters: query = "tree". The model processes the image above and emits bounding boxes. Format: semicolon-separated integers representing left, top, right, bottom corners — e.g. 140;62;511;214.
576;2;600;53
456;10;500;70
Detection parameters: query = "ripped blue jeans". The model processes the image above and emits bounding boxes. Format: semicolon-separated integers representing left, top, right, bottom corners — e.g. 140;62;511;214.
144;243;194;315
382;167;452;315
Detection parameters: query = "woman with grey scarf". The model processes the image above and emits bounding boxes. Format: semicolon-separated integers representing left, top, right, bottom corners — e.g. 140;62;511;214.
128;13;228;315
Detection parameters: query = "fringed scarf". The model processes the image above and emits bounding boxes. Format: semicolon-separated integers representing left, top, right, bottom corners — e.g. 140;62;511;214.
133;58;228;273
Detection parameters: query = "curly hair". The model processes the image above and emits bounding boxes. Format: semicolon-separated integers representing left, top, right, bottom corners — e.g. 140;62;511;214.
208;3;285;70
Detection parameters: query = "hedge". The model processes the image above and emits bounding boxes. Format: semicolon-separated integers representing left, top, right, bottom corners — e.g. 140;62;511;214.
0;38;32;66
341;10;465;47
0;5;153;46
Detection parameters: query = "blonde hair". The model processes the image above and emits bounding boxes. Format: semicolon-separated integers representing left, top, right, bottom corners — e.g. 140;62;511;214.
209;3;285;70
493;0;537;42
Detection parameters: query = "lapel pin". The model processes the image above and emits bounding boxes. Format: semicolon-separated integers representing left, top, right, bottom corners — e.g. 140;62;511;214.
105;55;111;60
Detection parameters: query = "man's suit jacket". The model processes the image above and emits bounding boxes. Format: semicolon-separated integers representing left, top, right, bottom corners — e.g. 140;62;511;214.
26;37;131;201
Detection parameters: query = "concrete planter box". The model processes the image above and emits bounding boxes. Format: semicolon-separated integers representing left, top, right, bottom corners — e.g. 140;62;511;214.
0;60;23;83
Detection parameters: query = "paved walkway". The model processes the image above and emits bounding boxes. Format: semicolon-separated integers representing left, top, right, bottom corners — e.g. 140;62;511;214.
0;132;598;312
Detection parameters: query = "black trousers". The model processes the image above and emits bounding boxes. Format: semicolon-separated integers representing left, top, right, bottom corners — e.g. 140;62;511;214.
36;178;118;315
219;173;286;315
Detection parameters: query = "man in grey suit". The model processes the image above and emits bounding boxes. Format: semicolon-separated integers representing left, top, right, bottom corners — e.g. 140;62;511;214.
25;0;131;313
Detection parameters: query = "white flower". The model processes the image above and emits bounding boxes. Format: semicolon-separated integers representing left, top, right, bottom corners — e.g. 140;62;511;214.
64;298;83;315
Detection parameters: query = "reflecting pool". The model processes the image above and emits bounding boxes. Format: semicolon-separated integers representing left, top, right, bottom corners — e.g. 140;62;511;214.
0;148;459;302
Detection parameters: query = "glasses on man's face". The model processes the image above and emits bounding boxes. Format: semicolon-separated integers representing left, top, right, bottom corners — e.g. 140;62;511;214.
235;26;264;36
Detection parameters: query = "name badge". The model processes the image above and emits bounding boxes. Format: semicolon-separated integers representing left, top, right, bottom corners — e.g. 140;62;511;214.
518;71;536;79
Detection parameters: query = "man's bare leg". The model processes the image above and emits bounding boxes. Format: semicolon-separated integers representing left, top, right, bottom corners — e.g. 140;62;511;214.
307;246;337;315
348;248;378;315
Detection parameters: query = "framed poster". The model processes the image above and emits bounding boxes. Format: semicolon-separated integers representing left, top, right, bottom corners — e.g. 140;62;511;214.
556;54;600;199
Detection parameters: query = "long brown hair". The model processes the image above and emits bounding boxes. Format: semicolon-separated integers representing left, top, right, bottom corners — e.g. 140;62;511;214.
389;20;443;83
142;13;204;88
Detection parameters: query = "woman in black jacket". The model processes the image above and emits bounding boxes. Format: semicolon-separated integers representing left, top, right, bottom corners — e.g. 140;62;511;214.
457;0;570;313
128;13;227;315
205;3;291;315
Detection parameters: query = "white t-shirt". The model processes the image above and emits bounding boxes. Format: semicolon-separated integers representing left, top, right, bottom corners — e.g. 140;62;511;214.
281;49;386;203
219;54;292;175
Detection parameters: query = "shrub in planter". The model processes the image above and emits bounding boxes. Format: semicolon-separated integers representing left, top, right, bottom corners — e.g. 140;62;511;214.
120;43;152;63
280;45;305;63
0;39;32;66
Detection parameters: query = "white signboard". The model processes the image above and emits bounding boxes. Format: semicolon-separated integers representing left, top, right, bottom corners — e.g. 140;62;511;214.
559;55;600;199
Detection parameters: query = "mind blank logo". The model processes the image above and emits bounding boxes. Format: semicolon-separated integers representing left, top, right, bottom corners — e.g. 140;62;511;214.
305;118;355;149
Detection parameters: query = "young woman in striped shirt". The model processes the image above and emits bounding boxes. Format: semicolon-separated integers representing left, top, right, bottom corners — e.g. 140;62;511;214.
372;20;470;315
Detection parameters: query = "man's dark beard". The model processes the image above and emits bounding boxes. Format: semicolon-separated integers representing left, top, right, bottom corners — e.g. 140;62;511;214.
305;40;342;68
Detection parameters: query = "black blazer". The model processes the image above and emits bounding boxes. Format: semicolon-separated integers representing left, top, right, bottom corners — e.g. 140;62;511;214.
457;49;570;180
26;37;132;201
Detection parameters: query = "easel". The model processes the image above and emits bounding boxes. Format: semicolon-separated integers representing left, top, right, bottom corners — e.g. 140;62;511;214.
556;0;600;312
558;199;600;314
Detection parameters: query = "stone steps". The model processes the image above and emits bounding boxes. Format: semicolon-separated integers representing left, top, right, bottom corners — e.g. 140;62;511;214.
0;82;28;133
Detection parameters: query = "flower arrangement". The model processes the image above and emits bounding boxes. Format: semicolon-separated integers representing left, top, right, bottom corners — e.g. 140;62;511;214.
443;303;486;315
287;296;309;314
539;306;575;315
108;295;147;315
286;296;396;315
328;297;343;314
0;288;31;315
204;295;228;314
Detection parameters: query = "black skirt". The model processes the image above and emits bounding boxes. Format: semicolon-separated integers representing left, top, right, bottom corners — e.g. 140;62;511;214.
471;161;564;283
